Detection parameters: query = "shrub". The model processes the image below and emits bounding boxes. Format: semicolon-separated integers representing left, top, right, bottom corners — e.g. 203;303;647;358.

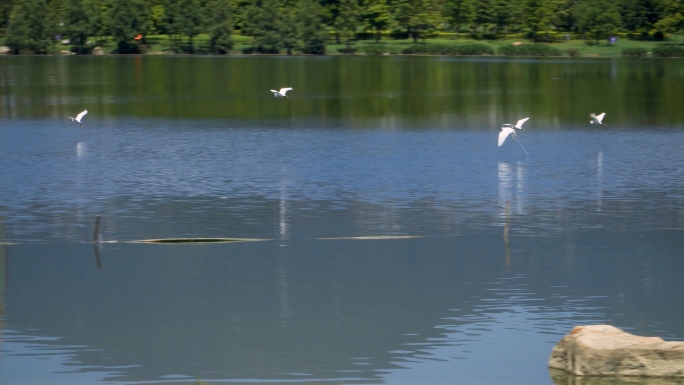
621;47;648;57
401;43;494;55
70;45;96;54
565;48;580;57
584;40;598;46
113;41;152;54
421;28;439;39
497;44;562;56
528;31;569;42
356;43;403;55
241;46;280;54
355;32;375;40
389;30;409;39
465;32;499;40
652;45;684;57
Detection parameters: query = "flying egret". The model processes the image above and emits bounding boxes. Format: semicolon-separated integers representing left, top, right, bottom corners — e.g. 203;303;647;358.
69;110;88;128
271;88;292;98
590;112;606;125
498;117;529;156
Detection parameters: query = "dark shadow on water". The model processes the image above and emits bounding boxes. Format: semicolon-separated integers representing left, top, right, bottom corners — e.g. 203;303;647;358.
549;368;684;385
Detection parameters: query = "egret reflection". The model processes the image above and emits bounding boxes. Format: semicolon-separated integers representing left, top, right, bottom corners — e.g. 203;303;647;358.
76;142;87;157
1;241;6;325
499;162;526;270
596;151;603;212
497;161;527;219
279;191;289;241
503;201;511;270
278;173;291;242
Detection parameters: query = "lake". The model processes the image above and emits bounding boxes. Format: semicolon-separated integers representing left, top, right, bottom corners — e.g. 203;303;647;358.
0;55;683;385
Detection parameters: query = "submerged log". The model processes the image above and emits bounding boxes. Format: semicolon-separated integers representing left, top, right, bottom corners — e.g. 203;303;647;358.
549;325;684;378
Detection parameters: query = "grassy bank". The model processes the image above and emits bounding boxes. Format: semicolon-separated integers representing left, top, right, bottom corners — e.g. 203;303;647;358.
59;33;684;58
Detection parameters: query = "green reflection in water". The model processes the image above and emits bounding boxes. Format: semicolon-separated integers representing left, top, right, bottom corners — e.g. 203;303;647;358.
1;56;683;127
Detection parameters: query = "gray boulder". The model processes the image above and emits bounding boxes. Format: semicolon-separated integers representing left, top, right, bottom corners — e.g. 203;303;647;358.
549;325;684;378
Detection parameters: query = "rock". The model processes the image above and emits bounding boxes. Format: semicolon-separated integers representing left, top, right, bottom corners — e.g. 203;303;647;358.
0;46;10;54
549;325;684;378
60;50;73;55
92;47;104;55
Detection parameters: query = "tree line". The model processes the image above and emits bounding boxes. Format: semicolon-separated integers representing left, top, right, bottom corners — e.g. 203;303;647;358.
1;0;683;54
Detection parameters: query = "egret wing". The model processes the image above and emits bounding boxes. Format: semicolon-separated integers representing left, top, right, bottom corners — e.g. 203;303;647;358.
498;127;514;147
595;112;605;123
514;117;529;129
76;110;88;121
279;87;292;95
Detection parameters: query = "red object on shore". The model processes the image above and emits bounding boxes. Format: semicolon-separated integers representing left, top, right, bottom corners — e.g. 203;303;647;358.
134;34;143;41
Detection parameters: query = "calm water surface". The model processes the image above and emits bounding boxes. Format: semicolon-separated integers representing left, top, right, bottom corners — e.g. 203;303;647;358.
0;55;683;385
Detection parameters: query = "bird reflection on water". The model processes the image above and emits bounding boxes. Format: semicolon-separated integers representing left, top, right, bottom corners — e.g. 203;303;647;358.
499;161;527;271
503;200;512;271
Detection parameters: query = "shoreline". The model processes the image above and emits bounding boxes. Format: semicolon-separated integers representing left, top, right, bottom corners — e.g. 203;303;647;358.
3;35;683;59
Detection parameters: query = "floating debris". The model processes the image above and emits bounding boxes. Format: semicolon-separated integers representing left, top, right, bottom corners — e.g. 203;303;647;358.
130;238;270;244
316;236;424;240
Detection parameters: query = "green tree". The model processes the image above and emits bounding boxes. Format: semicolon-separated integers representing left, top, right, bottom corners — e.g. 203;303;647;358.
655;0;684;41
547;0;574;31
5;0;54;54
295;0;328;54
389;0;442;42
164;0;182;49
524;0;572;40
495;0;523;34
47;0;66;40
206;0;234;54
109;0;151;53
361;0;392;42
149;1;167;35
472;0;494;34
230;0;251;31
574;0;622;43
84;0;112;47
1;0;16;38
243;0;284;53
176;0;204;52
620;0;664;34
278;2;298;55
333;0;360;51
320;0;341;42
443;0;474;35
63;0;91;53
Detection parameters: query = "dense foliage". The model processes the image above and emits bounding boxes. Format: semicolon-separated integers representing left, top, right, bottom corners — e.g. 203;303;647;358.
401;42;493;55
1;0;683;54
652;44;684;56
621;47;648;56
498;43;562;56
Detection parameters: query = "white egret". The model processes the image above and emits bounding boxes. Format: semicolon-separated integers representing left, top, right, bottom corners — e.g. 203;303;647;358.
498;117;529;156
590;112;606;125
69;110;88;128
271;87;292;98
